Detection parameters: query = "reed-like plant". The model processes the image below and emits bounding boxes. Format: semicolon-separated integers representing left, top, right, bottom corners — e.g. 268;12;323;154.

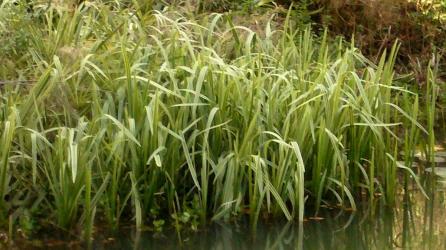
0;109;16;217
0;0;435;237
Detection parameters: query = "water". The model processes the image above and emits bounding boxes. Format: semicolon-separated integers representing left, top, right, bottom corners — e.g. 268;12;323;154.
10;175;446;250
101;182;446;250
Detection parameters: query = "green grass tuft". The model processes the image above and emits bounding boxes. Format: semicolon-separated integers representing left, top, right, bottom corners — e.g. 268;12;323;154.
0;1;437;238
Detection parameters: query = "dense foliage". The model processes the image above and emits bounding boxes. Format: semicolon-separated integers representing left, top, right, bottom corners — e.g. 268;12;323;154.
0;0;441;241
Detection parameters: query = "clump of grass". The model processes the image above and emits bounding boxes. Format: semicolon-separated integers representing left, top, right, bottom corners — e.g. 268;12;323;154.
0;1;434;239
0;109;16;217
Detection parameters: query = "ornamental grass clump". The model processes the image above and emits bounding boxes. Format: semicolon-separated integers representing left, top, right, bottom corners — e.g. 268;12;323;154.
0;1;432;237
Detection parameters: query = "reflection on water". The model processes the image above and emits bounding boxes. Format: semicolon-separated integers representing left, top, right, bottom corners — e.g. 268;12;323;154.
14;175;446;250
98;177;446;249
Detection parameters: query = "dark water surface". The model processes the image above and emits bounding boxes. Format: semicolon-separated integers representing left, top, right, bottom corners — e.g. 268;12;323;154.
104;181;446;250
10;174;446;250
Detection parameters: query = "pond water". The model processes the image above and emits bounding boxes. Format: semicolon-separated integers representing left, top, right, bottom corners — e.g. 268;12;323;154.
10;173;446;250
103;180;446;250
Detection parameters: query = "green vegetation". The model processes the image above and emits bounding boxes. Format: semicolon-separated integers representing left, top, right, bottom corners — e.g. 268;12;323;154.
0;0;442;243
